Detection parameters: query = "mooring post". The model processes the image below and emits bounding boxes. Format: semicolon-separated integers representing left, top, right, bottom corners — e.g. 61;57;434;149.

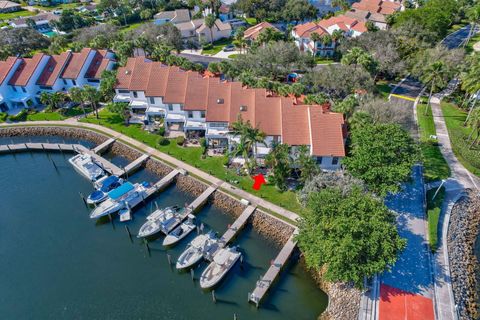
79;192;87;207
144;238;150;256
211;290;216;303
125;225;132;243
167;253;172;265
155;202;159;210
190;268;194;281
51;159;58;171
233;314;237;320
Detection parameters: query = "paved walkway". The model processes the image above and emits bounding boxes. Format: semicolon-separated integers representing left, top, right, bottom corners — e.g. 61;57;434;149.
0;120;300;224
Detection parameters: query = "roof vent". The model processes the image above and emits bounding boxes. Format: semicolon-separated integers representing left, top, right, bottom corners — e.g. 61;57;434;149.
125;70;131;75
217;98;224;104
240;105;247;111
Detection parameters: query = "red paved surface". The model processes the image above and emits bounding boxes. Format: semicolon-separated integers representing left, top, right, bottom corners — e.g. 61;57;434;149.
379;284;434;320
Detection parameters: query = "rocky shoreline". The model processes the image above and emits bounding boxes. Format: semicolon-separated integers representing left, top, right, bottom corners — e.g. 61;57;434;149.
0;126;360;318
447;190;480;320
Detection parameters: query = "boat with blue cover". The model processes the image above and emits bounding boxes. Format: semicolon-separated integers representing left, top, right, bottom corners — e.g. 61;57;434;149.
89;182;148;219
87;175;124;205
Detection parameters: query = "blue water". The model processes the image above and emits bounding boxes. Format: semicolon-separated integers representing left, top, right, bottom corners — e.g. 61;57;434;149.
0;148;327;319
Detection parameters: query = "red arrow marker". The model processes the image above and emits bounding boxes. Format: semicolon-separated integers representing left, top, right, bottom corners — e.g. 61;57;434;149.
252;174;266;191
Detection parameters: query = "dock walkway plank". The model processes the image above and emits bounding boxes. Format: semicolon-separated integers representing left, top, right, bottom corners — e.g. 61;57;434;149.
219;205;256;247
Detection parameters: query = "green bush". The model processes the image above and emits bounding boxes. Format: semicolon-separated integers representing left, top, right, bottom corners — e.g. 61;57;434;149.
202;43;213;50
222;155;229;166
0;112;7;122
7;109;27;122
450;129;480;171
158;137;170;146
158;126;165;136
176;136;185;146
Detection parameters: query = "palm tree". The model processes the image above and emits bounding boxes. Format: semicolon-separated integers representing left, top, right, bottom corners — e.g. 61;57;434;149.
52;92;66;110
467;108;480;148
310;32;321;57
461;55;480;125
204;14;217;45
420;61;448;115
39;92;53;111
230;116;266;173
331;29;344;46
465;4;480;47
82;85;101;119
265;143;291;191
69;87;86;117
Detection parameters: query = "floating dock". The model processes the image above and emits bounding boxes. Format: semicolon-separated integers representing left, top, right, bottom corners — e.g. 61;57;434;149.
92;138;116;154
218;205;256;247
249;231;298;307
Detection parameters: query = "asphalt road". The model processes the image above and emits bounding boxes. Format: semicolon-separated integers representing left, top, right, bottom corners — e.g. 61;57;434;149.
441;24;480;49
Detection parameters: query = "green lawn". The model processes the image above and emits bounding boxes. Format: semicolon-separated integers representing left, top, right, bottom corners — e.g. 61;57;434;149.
416;103;450;182
244;17;257;25
466;32;480;54
32;3;81;11
0;9;35;21
27;112;65;121
315;57;335;65
120;20;152;33
441;102;480;176
426;186;445;251
80;110;304;214
375;80;392;100
201;38;233;56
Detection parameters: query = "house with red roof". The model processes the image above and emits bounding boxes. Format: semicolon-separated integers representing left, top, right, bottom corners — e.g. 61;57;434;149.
114;57;347;170
292;15;367;57
0;48;115;113
346;0;402;30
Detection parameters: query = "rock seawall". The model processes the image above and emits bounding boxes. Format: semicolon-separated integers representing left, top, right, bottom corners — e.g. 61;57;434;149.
448;190;480;320
109;141;142;161
0;126;108;145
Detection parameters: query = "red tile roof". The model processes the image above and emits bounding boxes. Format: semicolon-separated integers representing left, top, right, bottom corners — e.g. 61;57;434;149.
85;50;114;79
243;22;280;40
352;0;401;15
61;48;92;79
0;57;18;85
294;14;366;39
8;53;45;87
37;52;71;87
117;57;346;157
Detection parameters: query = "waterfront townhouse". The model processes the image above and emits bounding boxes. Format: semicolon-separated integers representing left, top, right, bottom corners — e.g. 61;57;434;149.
0;48;115;112
114;57;346;170
346;0;402;30
292;15;367;57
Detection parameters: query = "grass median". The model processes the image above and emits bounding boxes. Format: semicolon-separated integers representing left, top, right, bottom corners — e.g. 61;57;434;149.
426;186;445;251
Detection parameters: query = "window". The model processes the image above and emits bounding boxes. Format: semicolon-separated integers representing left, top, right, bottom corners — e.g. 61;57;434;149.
63;79;67;85
21;87;26;93
12;86;17;92
332;157;339;165
210;122;226;128
149;97;155;104
168;104;173;111
133;91;138;98
201;111;205;118
72;80;77;86
180;105;183;111
217;98;224;104
317;157;323;165
118;89;129;94
188;111;193;118
39;86;52;90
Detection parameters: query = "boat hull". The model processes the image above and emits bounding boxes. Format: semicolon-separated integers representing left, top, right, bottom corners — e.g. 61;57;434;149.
199;252;241;289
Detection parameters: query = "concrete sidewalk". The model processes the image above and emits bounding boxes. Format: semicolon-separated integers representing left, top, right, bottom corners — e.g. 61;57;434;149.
0;120;300;224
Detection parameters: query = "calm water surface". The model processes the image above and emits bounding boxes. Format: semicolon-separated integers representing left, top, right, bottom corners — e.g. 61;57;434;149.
0;148;327;319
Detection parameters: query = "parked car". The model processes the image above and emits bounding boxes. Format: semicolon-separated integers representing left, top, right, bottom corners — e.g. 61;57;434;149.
223;44;235;52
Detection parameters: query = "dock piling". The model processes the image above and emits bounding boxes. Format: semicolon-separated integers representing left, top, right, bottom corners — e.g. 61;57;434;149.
211;290;216;303
144;238;150;256
190;268;194;281
79;192;87;207
125;225;132;243
167;253;172;265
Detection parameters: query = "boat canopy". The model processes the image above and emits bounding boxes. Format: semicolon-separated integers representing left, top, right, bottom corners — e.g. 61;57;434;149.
214;249;230;265
100;176;120;192
108;182;134;200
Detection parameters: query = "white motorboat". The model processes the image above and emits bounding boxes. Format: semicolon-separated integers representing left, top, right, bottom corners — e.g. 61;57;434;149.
69;154;105;182
137;206;182;238
87;175;124;204
162;215;196;246
176;232;218;270
199;247;241;289
89;182;147;219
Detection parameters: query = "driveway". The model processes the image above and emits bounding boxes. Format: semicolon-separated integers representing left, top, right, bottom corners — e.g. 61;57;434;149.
442;24;480;50
380;165;435;319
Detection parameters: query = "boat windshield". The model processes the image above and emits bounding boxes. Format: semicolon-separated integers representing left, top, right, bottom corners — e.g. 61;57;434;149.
100;176;120;192
108;182;134;200
213;249;230;265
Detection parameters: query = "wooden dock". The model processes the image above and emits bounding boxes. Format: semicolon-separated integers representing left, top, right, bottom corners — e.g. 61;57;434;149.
249;231;298;306
145;169;180;197
121;154;150;177
219;205;256;247
92;138;116;154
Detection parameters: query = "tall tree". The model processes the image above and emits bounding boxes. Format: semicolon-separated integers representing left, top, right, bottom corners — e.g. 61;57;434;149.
420;61;449;115
204;14;216;45
82;86;101;119
265;143;291;191
69;87;86;117
282;0;318;23
343;123;420;195
297;186;406;286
